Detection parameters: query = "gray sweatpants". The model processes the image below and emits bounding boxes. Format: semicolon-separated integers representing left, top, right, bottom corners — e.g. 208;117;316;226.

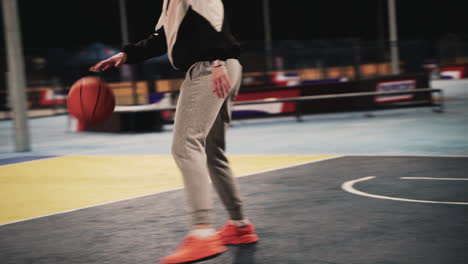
171;59;244;225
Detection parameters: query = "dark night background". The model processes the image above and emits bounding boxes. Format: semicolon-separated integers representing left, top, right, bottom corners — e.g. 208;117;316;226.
0;0;466;50
0;0;467;85
0;1;466;116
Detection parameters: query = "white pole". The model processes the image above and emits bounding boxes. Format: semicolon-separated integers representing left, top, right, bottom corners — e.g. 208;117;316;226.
2;0;31;152
388;0;400;74
262;0;273;71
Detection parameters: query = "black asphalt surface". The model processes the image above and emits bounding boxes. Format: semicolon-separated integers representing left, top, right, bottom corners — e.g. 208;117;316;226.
1;156;467;264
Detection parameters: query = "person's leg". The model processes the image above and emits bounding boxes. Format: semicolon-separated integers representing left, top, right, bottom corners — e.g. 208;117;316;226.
162;61;229;264
206;59;244;221
162;59;255;264
171;61;227;226
206;105;244;219
206;60;259;245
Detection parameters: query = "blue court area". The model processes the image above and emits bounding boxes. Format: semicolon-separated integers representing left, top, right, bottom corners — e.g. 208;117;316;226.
0;79;467;263
1;79;467;157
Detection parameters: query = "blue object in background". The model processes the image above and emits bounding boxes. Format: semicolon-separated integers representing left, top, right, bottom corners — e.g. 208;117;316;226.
148;93;166;104
68;43;119;66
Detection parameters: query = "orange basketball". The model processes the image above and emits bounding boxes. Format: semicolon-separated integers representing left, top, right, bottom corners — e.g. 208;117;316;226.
66;76;115;125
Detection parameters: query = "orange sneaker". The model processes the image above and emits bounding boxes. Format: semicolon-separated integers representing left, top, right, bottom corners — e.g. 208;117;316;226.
160;233;227;264
218;221;259;245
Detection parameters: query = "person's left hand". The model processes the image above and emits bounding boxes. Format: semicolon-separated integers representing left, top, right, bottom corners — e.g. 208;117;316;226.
212;65;232;99
89;52;127;72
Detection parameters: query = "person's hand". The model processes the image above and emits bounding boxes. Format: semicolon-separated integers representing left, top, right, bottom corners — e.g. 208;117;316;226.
212;64;231;99
89;52;127;72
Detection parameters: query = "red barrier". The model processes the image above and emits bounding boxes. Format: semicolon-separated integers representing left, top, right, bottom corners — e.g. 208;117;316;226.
440;65;468;79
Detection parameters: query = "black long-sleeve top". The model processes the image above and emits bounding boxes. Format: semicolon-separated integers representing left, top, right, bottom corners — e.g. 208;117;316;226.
122;4;240;72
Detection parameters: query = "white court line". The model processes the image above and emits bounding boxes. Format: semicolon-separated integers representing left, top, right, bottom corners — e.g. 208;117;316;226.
401;177;468;181
341;176;468;205
236;154;468;158
237;155;342;178
343;154;468;158
0;155;343;227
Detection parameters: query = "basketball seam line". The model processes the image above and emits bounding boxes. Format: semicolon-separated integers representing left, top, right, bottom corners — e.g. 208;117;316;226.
79;80;86;121
91;77;102;120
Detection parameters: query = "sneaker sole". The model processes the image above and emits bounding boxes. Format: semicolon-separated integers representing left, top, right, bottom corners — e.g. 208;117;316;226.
224;234;259;245
161;247;226;264
175;252;224;264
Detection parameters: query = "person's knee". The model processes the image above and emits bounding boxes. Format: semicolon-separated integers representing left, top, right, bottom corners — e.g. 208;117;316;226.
172;136;204;161
171;138;186;160
206;142;221;159
207;149;230;170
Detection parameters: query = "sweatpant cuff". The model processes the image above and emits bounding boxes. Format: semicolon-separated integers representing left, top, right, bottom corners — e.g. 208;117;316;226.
228;208;244;221
192;209;213;225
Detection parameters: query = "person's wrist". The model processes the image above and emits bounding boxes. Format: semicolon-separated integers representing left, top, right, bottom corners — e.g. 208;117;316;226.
118;52;128;63
211;60;225;68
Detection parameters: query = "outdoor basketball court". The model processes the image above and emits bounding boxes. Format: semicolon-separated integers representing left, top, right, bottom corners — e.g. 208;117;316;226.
1;154;467;264
1;79;467;263
1;0;467;263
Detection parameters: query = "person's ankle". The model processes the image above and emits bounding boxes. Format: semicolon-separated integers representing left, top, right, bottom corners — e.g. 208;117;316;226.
229;218;250;227
189;227;216;238
193;224;213;229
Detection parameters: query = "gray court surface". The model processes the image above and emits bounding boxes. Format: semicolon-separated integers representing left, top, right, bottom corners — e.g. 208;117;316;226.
1;156;467;264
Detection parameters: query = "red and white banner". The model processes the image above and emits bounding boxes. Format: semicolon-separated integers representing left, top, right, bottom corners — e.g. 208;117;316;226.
440;65;468;79
374;79;416;103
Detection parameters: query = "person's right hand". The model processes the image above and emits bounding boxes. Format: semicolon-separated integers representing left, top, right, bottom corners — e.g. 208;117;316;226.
89;52;127;72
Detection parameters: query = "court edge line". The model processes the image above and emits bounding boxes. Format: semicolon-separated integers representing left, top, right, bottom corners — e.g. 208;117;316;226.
0;154;337;168
0;156;62;168
232;154;468;158
401;177;468;181
342;176;468;205
236;155;342;178
0;154;332;171
0;155;343;227
334;154;468;158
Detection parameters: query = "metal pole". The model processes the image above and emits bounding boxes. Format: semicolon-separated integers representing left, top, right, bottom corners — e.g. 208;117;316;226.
388;0;400;74
118;0;137;104
118;0;129;45
262;0;273;71
352;38;362;81
2;0;31;152
377;0;386;75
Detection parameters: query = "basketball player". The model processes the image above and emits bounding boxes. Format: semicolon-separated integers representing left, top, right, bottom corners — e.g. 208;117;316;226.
89;0;258;263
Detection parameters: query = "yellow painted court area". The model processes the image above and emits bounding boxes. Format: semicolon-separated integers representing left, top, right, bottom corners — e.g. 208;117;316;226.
0;155;335;225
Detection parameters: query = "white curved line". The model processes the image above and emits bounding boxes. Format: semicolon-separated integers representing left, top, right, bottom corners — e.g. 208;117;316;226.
341;176;468;205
